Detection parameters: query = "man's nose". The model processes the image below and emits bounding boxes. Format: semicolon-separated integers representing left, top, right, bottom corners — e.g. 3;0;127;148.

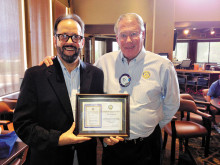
126;36;132;42
67;37;74;43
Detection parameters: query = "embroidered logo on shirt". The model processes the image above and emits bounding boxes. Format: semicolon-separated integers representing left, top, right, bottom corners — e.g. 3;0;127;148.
142;71;150;79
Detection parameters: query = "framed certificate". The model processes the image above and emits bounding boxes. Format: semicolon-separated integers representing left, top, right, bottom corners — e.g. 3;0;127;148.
75;94;130;137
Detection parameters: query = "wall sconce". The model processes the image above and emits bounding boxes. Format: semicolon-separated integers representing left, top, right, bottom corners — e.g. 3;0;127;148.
210;28;215;35
183;29;190;35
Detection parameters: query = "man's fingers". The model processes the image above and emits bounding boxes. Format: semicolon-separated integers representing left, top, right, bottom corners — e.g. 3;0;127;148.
49;56;55;65
103;137;120;146
38;56;55;67
103;137;112;145
103;137;110;143
116;136;124;141
49;60;53;65
110;136;119;143
75;136;91;143
38;61;44;66
45;60;50;67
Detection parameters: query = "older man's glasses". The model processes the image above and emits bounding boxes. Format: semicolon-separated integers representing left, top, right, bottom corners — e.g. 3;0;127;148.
56;34;83;43
119;32;141;40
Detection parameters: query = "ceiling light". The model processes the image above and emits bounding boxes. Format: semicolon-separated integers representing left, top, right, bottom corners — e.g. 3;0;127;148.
210;28;215;35
183;29;189;35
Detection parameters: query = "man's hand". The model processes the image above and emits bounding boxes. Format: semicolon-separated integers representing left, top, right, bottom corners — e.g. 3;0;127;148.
58;122;91;146
103;136;124;146
206;95;211;102
38;56;55;66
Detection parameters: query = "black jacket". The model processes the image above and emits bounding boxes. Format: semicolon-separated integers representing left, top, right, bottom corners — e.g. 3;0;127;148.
13;57;104;165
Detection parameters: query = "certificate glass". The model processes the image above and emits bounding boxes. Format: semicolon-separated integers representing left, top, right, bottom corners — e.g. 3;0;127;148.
75;94;129;137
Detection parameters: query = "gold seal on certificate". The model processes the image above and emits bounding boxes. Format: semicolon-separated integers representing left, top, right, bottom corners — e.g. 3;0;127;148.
75;94;130;137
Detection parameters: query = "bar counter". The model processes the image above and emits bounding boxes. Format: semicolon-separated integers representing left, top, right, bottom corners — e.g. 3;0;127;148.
176;69;220;86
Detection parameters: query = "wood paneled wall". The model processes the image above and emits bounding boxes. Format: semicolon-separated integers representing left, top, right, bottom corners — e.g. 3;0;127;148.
25;0;68;67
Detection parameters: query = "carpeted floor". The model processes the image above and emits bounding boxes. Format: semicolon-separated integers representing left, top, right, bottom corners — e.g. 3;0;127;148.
162;126;220;165
186;93;220;164
97;92;220;165
188;130;220;165
164;92;220;165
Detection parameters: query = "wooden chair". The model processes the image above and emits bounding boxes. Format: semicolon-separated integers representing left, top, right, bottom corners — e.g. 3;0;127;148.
162;99;212;161
180;93;210;125
0;101;14;130
2;98;17;109
202;88;219;125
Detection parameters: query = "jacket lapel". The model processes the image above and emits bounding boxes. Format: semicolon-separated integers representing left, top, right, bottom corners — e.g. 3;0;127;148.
80;61;92;93
46;58;73;121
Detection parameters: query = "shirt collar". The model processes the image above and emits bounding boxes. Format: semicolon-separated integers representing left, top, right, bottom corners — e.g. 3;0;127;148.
120;47;146;63
57;56;80;74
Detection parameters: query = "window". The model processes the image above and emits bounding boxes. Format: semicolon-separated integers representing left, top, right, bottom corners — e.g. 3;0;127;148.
197;42;209;62
173;42;188;61
95;40;106;63
112;41;120;51
0;0;25;96
197;42;220;63
209;42;220;63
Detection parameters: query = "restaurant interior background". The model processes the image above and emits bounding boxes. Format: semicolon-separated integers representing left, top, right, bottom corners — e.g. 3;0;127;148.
1;0;220;97
1;1;220;164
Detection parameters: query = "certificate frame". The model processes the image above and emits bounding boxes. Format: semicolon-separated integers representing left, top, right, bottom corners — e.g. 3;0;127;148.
75;94;130;137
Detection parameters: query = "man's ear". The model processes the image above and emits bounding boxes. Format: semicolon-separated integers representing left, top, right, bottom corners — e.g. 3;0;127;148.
116;34;121;48
53;36;57;48
141;31;146;40
116;32;120;44
80;37;85;48
116;35;119;43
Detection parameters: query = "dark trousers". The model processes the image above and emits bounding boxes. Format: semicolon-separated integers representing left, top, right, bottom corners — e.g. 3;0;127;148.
102;125;162;165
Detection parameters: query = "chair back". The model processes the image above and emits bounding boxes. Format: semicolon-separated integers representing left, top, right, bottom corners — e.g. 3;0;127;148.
0;102;12;114
179;99;198;114
180;93;194;101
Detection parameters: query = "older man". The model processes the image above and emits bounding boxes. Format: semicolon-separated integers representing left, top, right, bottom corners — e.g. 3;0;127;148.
95;13;180;165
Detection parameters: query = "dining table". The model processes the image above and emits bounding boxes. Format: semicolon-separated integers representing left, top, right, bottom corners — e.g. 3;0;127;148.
210;97;220;109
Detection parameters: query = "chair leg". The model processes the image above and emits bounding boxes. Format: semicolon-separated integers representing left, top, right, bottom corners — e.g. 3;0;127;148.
202;136;205;147
179;138;183;151
205;135;210;157
171;136;176;161
185;138;189;148
163;131;168;149
3;124;9;130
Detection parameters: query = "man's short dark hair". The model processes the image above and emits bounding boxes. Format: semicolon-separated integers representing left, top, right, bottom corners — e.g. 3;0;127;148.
54;14;85;36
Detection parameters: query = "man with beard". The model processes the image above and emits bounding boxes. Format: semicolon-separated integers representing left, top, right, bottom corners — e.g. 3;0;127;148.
13;14;103;165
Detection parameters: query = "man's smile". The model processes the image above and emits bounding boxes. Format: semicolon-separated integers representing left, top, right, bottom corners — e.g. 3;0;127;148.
63;46;76;51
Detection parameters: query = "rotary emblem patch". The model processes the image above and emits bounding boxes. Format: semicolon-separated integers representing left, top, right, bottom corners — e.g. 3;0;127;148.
142;71;150;79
